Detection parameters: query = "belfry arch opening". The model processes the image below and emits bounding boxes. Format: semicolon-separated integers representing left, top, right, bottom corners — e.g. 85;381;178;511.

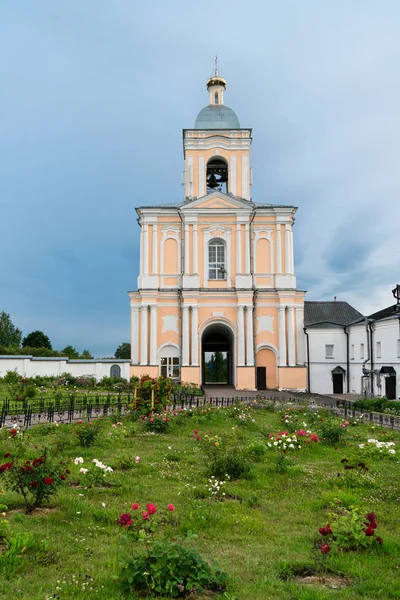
201;323;234;385
206;157;228;194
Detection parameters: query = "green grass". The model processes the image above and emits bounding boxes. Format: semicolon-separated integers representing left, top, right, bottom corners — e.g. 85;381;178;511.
0;403;399;599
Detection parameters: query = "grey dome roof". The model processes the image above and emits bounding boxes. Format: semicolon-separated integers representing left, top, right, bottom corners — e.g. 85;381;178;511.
195;104;240;129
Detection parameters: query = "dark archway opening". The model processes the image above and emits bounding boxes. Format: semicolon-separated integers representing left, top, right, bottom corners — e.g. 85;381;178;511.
202;325;233;385
206;157;228;194
332;366;345;394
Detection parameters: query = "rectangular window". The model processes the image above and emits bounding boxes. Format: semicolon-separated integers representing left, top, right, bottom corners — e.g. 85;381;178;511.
360;343;364;360
398;340;400;359
160;357;180;379
350;344;355;360
325;344;334;359
376;341;381;359
208;241;226;280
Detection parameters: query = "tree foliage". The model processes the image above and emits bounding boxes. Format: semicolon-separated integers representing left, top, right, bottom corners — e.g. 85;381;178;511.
80;349;93;359
22;330;52;349
115;342;131;359
0;312;22;347
62;345;79;359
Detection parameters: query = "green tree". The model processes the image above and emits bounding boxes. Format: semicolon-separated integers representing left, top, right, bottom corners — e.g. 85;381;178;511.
0;312;22;347
22;330;52;349
80;349;93;359
115;342;131;359
62;345;79;359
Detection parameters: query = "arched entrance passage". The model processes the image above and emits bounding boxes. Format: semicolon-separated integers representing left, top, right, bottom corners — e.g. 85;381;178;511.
201;323;234;385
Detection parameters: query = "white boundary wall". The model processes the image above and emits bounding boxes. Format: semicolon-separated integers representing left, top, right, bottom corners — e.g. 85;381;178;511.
0;356;131;381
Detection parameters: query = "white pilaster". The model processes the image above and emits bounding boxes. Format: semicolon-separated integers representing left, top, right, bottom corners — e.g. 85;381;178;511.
143;224;149;275
198;156;205;197
245;223;250;274
237;306;245;366
278;306;287;366
242;155;249;199
193;225;198;274
152;224;158;275
187;156;193;197
276;225;282;274
289;228;294;274
295;306;305;365
285;224;291;274
184;224;190;274
182;306;190;366
288;306;296;366
191;306;199;365
230;155;236;196
130;305;139;364
236;223;242;275
245;306;254;366
150;304;157;365
140;305;148;365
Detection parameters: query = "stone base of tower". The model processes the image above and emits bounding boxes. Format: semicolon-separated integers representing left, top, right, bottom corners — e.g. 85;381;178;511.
236;367;256;390
277;366;307;392
180;366;201;387
130;365;159;380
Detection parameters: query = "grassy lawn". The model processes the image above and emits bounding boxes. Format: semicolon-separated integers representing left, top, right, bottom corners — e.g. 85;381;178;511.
0;401;399;600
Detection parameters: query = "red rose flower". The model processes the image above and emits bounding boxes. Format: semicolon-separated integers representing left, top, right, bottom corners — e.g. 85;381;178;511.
118;513;133;527
365;512;376;523
131;503;139;511
0;462;13;471
30;481;38;488
310;434;319;442
25;465;33;472
10;429;17;437
142;511;149;520
66;469;71;474
365;527;375;536
33;457;43;466
60;474;66;480
167;504;175;511
43;477;53;485
146;503;157;515
194;430;198;434
376;536;383;544
4;452;11;458
321;543;330;554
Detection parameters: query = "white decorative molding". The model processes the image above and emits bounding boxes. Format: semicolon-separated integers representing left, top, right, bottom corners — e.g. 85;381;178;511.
161;315;179;334
202;225;232;288
230;155;236;196
198;156;205;197
256;315;274;334
212;311;224;317
278;305;287;367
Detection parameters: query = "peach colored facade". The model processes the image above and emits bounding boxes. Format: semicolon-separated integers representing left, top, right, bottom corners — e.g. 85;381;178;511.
129;71;306;390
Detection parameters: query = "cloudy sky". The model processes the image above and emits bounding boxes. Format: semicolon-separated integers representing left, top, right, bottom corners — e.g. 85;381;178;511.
1;1;399;357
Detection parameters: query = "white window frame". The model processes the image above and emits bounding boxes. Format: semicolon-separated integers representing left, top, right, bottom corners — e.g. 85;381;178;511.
208;238;226;281
397;339;400;359
160;356;180;380
325;344;334;359
376;341;381;359
360;343;364;360
350;344;355;360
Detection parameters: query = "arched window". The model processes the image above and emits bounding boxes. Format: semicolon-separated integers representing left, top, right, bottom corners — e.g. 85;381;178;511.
214;91;219;104
208;238;226;280
110;364;121;378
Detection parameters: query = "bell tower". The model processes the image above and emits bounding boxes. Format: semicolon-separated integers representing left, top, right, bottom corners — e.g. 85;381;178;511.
183;66;252;200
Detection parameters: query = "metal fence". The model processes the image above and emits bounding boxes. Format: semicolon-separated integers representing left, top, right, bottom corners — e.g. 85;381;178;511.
1;393;399;431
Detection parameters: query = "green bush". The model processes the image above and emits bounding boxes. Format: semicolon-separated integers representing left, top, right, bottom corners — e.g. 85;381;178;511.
73;420;101;447
353;397;400;416
2;370;21;385
119;539;228;597
209;447;252;480
318;421;346;445
142;413;172;434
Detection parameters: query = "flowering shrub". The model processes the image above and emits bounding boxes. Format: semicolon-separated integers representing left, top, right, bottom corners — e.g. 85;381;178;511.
207;475;229;500
194;431;251;479
337;458;375;488
129;375;173;415
141;412;173;434
117;501;227;597
0;449;69;513
318;421;346;445
230;405;256;426
267;430;302;452
359;438;396;458
73;420;101;447
74;457;113;488
317;504;383;551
